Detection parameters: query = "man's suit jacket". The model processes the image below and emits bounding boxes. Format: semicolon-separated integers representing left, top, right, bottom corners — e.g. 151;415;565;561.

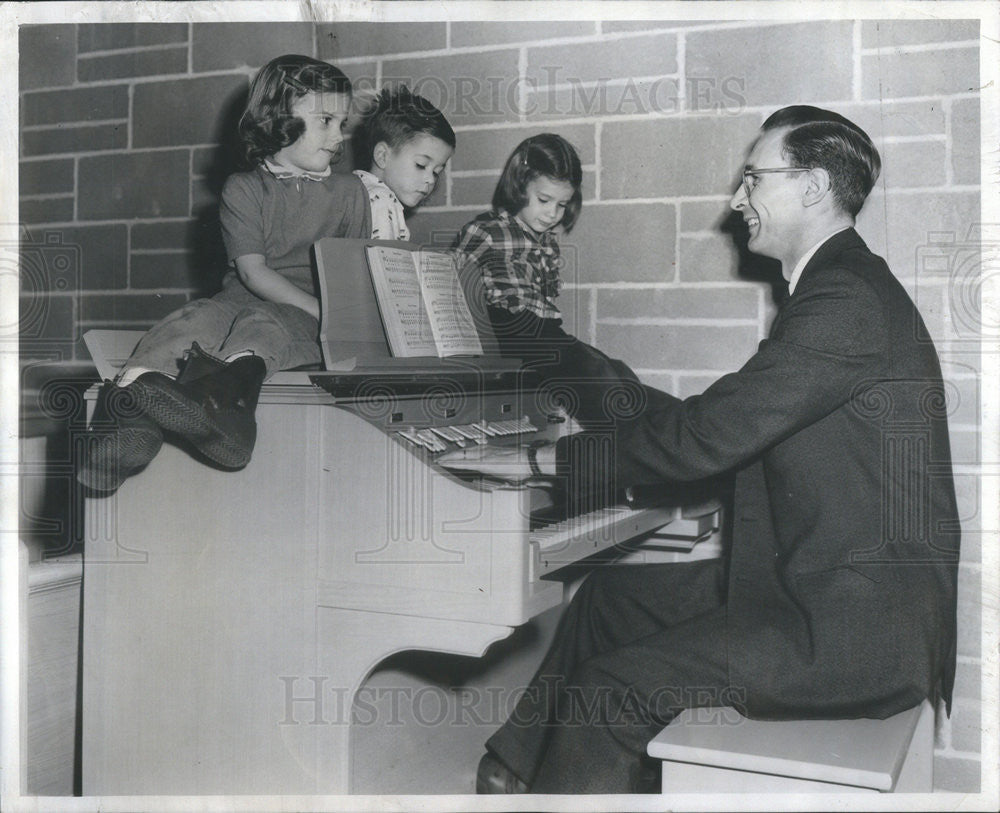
560;228;960;718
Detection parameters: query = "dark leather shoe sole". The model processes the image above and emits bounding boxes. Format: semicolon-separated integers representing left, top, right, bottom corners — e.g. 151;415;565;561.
78;422;163;492
135;375;254;469
133;373;213;438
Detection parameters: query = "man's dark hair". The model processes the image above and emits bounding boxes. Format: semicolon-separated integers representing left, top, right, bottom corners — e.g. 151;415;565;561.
354;85;456;168
762;105;881;218
492;133;584;232
238;55;353;168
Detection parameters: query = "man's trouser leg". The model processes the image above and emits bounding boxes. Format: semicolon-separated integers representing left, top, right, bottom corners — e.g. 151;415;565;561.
486;559;733;793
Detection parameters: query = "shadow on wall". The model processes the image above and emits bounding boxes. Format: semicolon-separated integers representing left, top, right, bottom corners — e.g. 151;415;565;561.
719;208;787;306
19;85;256;561
19;366;89;562
186;82;250;299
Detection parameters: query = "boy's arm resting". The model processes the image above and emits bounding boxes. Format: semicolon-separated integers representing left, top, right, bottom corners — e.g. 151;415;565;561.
233;254;320;321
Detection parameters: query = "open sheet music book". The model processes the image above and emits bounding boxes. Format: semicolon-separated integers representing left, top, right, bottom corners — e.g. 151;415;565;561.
315;237;503;369
365;245;483;358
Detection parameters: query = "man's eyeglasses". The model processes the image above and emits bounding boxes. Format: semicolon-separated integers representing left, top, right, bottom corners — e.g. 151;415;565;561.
742;167;811;197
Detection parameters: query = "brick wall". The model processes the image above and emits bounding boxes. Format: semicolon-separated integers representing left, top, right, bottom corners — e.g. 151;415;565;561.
17;19;984;792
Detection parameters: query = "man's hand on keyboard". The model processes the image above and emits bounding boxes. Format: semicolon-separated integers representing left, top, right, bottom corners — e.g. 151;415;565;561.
438;444;534;482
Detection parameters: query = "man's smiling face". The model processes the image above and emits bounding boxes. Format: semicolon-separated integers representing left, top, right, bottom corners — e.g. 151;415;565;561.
730;127;810;267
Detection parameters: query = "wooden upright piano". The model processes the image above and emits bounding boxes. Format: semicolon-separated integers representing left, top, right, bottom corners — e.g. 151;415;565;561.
81;244;721;795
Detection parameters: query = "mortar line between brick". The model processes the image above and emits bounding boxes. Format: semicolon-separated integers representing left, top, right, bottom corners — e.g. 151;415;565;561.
517;46;528;121
43;68;256;90
881;134;948;143
852;20;863;102
593;122;602;202
16;193;75;202
127;83;134;152
77;43;189;60
859;40;981;56
412;20;835;58
944;97;955;186
527;74;684;93
676;31;687;108
21;120;129;132
73;157;79;223
673;203;682;284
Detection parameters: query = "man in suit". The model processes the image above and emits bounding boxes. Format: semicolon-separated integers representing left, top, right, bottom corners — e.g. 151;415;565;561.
440;105;960;794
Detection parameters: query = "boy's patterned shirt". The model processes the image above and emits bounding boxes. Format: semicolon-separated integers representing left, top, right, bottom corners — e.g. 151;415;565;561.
452;209;562;319
354;170;410;241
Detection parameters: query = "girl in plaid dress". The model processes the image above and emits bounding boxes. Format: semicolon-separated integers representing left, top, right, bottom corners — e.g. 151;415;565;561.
453;134;641;430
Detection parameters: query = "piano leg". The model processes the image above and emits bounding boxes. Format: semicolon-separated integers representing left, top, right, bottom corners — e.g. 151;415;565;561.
311;610;515;792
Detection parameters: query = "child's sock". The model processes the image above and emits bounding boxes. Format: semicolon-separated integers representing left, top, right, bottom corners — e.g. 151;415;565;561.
116;365;174;387
223;350;256;363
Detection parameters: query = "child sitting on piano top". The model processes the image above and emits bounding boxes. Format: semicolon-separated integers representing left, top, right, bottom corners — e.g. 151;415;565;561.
452;134;641;430
351;85;455;241
77;60;454;494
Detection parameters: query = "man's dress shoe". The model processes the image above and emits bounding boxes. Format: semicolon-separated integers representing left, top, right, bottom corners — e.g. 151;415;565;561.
476;752;529;793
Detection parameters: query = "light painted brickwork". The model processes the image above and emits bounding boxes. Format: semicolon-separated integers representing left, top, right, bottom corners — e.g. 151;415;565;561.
18;19;985;792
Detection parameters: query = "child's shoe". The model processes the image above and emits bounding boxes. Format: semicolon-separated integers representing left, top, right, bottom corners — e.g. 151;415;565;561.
135;343;266;469
77;380;164;492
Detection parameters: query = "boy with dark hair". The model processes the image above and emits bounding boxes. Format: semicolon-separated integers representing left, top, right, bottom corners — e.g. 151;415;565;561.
352;85;455;240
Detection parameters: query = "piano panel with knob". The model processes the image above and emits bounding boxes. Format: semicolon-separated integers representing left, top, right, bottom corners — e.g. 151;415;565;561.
312;394;565;628
305;378;705;628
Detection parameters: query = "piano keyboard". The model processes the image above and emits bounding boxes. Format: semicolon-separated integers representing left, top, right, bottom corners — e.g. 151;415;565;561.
529;503;679;581
394;416;539;453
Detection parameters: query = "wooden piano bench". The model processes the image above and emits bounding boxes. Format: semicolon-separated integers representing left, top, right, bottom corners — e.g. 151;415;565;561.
648;698;934;793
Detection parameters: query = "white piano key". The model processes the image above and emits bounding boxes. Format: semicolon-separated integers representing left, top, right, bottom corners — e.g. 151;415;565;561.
451;423;483;442
529;504;680;581
415;428;448;453
429;425;466;447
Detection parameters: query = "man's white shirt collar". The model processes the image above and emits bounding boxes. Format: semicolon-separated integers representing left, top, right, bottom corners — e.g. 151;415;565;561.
787;227;851;295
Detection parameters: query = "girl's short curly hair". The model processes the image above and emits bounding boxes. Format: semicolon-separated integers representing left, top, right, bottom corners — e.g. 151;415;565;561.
238;55;352;168
491;133;583;232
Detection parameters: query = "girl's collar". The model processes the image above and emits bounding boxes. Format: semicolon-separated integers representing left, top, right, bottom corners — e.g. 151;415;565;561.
263;158;331;182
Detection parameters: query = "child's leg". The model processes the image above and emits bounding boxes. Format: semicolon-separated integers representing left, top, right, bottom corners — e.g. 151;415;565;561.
79;280;264;489
134;301;317;469
80;289;247;490
550;336;645;427
487;307;643;428
118;278;253;382
216;301;321;378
